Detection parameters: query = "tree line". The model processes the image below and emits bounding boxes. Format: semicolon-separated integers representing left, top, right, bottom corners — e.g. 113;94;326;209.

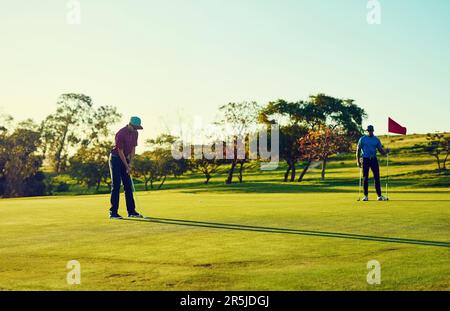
13;92;448;198
1;94;121;197
1;93;366;197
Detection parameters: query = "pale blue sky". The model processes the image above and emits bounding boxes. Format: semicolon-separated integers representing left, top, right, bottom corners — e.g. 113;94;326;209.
1;0;449;142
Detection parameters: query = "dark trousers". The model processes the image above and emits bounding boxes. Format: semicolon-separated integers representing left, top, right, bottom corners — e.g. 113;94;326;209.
109;154;136;215
363;157;382;197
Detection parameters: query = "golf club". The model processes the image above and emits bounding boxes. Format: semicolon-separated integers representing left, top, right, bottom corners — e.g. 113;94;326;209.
130;174;139;211
357;164;362;201
385;151;390;201
129;174;150;219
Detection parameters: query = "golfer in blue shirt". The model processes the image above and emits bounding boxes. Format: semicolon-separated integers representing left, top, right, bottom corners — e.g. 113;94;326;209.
356;125;390;201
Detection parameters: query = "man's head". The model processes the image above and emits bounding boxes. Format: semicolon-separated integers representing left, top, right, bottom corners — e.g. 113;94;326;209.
128;116;143;130
367;125;374;136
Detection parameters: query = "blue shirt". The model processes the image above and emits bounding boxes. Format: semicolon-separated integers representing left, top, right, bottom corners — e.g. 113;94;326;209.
357;135;382;158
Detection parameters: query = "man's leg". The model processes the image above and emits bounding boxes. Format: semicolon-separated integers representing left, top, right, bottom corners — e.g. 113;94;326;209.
371;158;382;197
362;158;370;196
121;168;136;215
109;155;122;215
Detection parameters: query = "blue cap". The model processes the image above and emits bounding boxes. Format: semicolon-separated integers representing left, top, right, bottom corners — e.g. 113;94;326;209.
129;116;143;130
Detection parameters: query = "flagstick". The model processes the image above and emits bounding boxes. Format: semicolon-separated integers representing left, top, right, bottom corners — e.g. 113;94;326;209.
386;133;390;200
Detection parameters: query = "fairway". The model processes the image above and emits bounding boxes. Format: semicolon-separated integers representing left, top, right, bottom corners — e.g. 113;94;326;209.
1;186;449;290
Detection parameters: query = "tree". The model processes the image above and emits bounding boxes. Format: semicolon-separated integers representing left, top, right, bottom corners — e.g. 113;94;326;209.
297;131;319;182
42;93;122;175
139;134;186;190
147;133;188;178
308;94;366;136
216;102;260;184
423;133;449;170
0;124;8;196
150;148;175;190
302;94;364;178
69;142;113;191
259;95;365;181
0;114;13;131
258;100;313;182
83;105;122;146
190;156;220;184
133;152;155;190
259;101;304;182
298;127;352;180
147;133;189;178
42;94;93;173
0;119;47;197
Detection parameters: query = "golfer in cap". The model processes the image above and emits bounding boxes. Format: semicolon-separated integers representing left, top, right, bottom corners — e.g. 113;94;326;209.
356;125;389;201
109;117;144;219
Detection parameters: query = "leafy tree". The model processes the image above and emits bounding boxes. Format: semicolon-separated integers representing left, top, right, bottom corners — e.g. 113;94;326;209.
259;94;365;181
83;105;122;146
216;102;260;184
298;127;352;180
308;95;366;136
0;125;8;195
150;148;174;190
0;119;46;197
137;134;187;190
0;114;13;131
133;152;155;190
423;133;449;170
146;134;189;178
259;101;304;181
42;94;93;172
69;142;113;191
190;156;220;184
297;131;318;182
23;172;47;197
146;133;177;148
279;124;308;182
41;93;121;173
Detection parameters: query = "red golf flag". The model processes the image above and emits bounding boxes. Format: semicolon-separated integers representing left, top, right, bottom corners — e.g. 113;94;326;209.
388;117;407;135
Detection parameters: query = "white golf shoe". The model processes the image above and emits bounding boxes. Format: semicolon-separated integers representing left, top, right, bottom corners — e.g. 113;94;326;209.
377;195;388;201
362;196;369;201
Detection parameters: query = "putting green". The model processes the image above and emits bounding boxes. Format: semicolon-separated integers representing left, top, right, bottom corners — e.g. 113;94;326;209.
0;188;449;290
1;134;449;290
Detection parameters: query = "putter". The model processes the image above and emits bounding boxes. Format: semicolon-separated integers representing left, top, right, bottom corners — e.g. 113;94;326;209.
385;152;390;201
130;175;151;219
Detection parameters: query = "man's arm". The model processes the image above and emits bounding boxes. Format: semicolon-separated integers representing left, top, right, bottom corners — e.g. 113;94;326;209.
377;139;390;156
377;146;389;156
117;149;131;174
129;131;138;167
356;139;362;167
129;147;136;165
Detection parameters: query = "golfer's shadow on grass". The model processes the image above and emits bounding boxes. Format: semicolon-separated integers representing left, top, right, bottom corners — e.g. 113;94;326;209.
124;217;450;248
387;200;450;202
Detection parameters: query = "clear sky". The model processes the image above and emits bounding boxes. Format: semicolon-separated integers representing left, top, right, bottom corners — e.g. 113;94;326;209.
1;0;449;144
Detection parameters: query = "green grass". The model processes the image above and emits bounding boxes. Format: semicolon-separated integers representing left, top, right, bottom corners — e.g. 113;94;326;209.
0;134;449;290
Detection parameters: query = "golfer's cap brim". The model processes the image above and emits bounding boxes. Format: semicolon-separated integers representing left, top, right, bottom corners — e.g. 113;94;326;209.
135;125;143;130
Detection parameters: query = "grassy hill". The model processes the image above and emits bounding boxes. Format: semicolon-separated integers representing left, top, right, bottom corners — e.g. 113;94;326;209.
0;134;449;290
